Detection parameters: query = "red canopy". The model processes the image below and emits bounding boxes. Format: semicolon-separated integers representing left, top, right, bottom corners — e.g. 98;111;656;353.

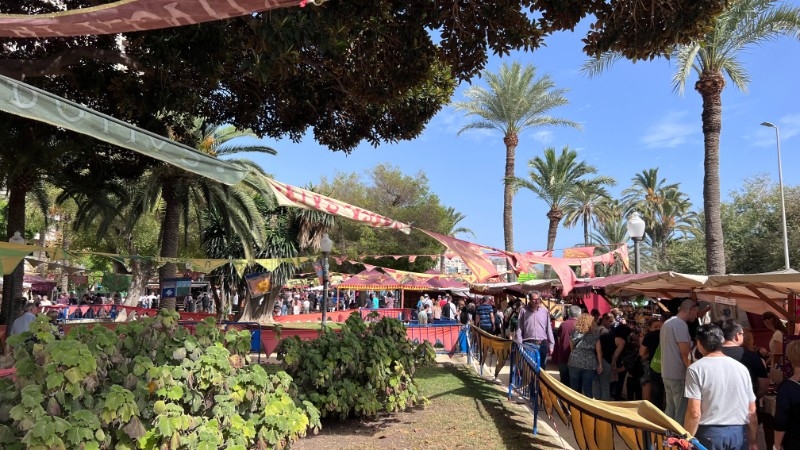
337;269;402;290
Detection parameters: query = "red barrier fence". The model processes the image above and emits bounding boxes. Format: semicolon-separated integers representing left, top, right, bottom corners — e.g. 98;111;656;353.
41;305;217;322
273;311;356;324
406;324;463;353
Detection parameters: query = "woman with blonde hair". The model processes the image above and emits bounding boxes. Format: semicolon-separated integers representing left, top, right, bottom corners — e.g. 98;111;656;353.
567;313;604;398
774;340;800;450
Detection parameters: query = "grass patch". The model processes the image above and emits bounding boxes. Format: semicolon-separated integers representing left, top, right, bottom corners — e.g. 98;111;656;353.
292;363;560;450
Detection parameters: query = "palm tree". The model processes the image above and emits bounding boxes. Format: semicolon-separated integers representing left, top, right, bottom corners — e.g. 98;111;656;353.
621;168;697;266
129;121;277;310
584;0;800;275
512;146;612;275
562;178;616;245
454;62;580;257
590;219;630;275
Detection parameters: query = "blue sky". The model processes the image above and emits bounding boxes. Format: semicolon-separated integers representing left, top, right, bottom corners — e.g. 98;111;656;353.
238;11;800;254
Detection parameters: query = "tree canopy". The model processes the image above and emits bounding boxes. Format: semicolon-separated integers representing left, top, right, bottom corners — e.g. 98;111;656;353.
0;0;729;152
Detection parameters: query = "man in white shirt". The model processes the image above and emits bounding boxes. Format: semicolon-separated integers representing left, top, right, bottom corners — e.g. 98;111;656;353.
684;323;757;450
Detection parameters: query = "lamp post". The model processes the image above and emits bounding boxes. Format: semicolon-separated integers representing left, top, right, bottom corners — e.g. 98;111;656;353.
761;121;791;270
320;233;333;328
626;212;646;274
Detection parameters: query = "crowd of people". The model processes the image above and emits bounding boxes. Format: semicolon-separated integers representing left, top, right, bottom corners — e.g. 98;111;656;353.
541;297;800;450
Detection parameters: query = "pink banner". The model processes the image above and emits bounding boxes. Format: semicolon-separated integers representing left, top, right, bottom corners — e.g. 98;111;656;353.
417;229;499;283
266;178;411;234
0;0;300;38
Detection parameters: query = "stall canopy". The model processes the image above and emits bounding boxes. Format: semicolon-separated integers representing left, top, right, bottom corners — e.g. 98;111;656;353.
336;269;402;290
589;270;800;324
589;272;708;299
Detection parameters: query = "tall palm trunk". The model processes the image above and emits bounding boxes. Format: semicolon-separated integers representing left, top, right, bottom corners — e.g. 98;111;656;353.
1;181;28;325
696;71;726;275
158;179;182;310
583;211;590;245
503;133;517;281
544;208;563;278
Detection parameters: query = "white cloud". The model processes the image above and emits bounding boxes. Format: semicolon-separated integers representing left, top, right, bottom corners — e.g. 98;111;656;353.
640;111;697;149
531;130;554;144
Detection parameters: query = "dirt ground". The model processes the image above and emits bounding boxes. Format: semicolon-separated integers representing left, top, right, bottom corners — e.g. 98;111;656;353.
290;362;572;450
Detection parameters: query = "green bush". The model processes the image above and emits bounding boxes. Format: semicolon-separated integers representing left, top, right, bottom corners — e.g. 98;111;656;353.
0;310;319;450
277;314;435;420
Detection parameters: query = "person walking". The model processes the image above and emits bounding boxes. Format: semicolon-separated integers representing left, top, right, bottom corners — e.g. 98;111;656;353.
684;323;757;450
514;292;555;368
553;305;581;385
661;298;698;423
567;313;604;398
474;296;495;334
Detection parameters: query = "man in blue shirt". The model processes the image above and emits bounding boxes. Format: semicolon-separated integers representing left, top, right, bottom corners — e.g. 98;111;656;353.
474;296;495;333
10;301;39;336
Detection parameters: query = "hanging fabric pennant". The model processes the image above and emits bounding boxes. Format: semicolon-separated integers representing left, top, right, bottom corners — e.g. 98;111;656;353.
187;259;228;273
408;255;417;263
563;246;596;258
265;178;412;234
0;75;249;185
0;0;305;38
0;241;33;275
230;259;249;278
254;258;281;272
416;229;499;283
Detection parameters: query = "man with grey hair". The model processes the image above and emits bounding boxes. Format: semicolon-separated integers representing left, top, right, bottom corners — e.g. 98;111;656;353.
515;292;555;368
10;300;39;336
553;304;582;384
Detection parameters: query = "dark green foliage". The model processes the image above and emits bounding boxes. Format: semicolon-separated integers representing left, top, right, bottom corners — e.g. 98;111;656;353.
278;314;436;420
0;310;319;449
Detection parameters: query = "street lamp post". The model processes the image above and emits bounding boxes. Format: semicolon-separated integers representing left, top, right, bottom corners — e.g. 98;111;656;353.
320;233;333;328
626;212;646;274
761;121;791;270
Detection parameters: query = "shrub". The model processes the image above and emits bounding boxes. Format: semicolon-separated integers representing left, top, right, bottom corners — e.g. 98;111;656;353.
277;314;435;420
0;310;319;450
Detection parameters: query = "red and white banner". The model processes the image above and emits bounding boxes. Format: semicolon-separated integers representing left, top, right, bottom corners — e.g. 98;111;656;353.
0;0;301;38
266;178;411;234
417;230;499;283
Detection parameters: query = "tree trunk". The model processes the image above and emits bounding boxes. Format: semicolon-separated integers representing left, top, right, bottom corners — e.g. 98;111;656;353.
158;179;182;310
124;258;152;306
503;133;517;281
2;182;28;325
544;208;563;279
583;211;590;245
696;71;726;275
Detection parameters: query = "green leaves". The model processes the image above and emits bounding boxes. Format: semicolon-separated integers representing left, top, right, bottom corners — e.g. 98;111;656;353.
0;310;317;449
278;315;434;420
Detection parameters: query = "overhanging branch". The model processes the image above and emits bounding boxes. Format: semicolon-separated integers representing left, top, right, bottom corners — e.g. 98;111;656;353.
0;47;143;79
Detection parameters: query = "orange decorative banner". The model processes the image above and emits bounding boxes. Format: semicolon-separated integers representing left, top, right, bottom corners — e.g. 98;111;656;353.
563;246;596;258
266;178;412;234
417;229;499;283
0;0;302;38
